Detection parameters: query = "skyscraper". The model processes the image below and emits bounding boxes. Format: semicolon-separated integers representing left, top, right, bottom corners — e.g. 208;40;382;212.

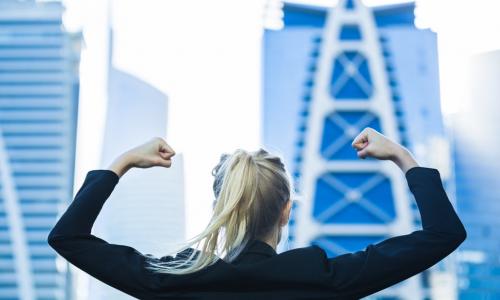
263;1;451;298
0;1;81;299
87;49;186;299
451;50;500;299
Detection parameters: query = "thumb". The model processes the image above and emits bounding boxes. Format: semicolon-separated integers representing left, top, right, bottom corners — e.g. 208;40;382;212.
160;150;175;160
352;140;368;151
352;131;369;150
156;157;173;168
356;144;370;159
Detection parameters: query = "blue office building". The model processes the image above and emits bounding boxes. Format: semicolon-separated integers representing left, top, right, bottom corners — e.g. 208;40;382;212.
263;1;449;299
451;50;500;299
0;1;80;299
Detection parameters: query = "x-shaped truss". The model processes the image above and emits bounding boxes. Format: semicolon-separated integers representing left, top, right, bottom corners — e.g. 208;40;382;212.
321;112;377;158
316;172;392;223
330;51;373;97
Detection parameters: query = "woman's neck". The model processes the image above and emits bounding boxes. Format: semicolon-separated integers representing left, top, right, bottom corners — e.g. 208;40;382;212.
261;229;280;250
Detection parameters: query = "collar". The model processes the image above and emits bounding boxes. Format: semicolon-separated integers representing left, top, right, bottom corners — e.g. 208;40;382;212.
242;239;277;257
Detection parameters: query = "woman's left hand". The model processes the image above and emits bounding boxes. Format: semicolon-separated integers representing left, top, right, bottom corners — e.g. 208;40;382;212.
127;137;176;169
107;137;176;178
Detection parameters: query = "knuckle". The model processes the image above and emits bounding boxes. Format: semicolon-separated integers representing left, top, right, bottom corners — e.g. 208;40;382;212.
153;136;164;143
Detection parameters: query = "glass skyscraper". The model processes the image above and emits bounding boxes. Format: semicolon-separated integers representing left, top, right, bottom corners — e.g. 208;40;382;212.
0;0;80;299
451;50;500;300
263;1;452;299
87;33;186;300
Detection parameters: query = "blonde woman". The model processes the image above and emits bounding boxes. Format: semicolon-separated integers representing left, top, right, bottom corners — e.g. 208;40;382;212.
48;127;466;299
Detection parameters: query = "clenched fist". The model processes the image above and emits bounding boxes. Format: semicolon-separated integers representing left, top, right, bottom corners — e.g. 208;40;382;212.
127;137;176;169
351;127;399;160
351;127;419;173
107;137;176;178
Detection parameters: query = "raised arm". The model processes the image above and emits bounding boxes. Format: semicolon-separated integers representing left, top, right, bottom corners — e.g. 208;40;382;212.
319;128;466;299
47;137;176;298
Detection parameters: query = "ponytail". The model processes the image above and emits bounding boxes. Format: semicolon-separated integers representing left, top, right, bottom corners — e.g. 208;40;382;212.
145;149;291;275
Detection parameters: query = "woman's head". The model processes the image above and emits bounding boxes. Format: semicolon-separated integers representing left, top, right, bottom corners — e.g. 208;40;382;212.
146;148;293;275
211;149;292;253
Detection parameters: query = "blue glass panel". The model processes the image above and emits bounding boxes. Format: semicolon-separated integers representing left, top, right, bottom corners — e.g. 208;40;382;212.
345;0;356;10
339;24;362;40
0;282;17;288
7;145;62;150
337;77;366;98
320;111;381;160
331;59;344;85
282;3;327;28
312;172;396;224
357;60;372;85
0;20;61;26
311;235;385;257
343;51;358;60
330;51;373;99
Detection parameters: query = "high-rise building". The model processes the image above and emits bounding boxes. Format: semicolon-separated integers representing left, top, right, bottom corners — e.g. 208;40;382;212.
87;50;186;299
451;50;500;300
0;1;81;299
263;1;452;299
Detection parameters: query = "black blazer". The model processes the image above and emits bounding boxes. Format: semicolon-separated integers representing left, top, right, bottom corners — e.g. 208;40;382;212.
48;167;466;300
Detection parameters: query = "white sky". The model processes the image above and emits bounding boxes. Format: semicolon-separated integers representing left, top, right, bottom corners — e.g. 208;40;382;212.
415;0;500;115
110;0;265;238
63;0;500;241
65;0;264;239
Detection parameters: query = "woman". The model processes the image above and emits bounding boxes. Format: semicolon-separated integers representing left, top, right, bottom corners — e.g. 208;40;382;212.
48;127;466;299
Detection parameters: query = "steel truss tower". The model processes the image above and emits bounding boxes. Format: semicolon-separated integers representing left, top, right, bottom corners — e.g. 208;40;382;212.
291;0;422;298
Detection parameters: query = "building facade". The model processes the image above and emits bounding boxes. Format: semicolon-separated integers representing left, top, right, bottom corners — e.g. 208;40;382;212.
263;1;452;299
451;50;500;300
87;42;186;299
0;1;81;299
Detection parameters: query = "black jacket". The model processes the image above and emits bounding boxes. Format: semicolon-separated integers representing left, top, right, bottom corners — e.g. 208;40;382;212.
48;166;466;299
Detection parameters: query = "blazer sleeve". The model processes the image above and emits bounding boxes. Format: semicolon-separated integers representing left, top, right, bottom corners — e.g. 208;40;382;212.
320;166;467;299
47;169;170;298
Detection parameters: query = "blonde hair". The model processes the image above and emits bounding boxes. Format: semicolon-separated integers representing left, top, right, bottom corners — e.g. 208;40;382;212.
145;148;292;275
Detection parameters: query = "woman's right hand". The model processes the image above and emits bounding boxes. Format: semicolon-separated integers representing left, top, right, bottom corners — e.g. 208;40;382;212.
351;127;400;160
351;127;419;173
